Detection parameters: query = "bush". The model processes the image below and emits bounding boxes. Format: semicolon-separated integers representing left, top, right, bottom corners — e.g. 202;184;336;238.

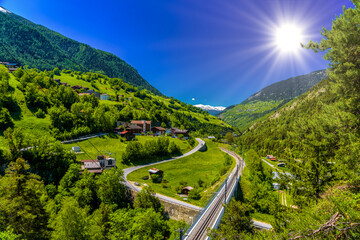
0;108;14;130
168;142;181;155
219;167;227;176
35;108;46;118
142;176;149;180
189;188;201;200
150;174;162;183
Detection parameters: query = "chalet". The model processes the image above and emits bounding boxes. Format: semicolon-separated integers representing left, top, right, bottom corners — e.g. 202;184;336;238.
181;186;193;195
0;62;19;73
148;168;163;178
80;155;116;174
97;155;116;169
85;90;101;98
151;126;166;136
100;94;110;100
71;85;83;90
131;120;151;132
78;93;91;96
266;155;276;161
60;82;68;86
80;160;103;174
72;146;81;153
126;125;142;134
171;127;189;138
120;131;134;140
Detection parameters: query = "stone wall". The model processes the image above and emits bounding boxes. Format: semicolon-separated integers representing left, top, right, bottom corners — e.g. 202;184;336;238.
128;188;202;224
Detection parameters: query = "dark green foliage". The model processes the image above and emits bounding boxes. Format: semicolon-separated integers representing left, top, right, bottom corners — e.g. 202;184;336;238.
0;108;14;130
50;196;91;240
210;199;253;239
0;158;49;240
95;168;129;209
134;186;163;214
122;138;181;164
189;188;201;200
109;208;170;240
0;11;162;95
34;108;46;118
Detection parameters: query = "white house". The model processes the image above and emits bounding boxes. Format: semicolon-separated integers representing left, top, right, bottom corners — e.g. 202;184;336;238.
100;94;110;100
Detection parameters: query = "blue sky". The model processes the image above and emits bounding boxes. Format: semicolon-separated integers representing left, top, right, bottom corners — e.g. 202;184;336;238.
1;0;355;106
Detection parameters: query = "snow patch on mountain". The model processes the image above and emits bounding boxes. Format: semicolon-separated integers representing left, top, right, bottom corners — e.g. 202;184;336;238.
0;7;11;14
194;104;226;111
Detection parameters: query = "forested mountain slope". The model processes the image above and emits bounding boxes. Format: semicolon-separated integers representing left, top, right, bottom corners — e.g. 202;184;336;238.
0;66;233;149
0;7;161;95
219;70;327;131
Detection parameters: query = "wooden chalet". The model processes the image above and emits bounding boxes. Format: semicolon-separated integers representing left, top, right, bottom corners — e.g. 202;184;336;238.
181;186;193;195
151;126;166;136
131;120;151;132
126;125;142;134
148;168;163;178
171;127;189;138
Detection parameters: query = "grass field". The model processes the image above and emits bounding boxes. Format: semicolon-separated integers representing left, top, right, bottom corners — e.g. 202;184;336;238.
127;140;235;206
63;134;192;169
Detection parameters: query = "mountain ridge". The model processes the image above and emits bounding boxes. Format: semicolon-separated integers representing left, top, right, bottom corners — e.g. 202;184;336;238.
0;6;162;95
219;69;327;131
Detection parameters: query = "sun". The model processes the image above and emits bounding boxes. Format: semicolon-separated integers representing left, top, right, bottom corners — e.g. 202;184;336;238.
275;24;304;53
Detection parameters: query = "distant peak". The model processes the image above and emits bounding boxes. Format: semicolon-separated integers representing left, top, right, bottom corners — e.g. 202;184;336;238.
194;104;226;111
0;7;11;14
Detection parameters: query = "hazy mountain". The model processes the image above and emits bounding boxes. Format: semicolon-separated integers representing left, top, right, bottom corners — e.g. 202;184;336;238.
219;69;327;131
194;104;226;115
0;6;162;95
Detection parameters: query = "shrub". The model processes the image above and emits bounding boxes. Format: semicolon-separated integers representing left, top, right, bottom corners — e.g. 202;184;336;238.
150;174;162;183
35;108;46;118
189;188;201;200
142;176;149;180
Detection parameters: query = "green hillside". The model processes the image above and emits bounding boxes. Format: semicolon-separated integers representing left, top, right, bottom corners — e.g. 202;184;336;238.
0;66;233;149
219;70;327;131
0;8;161;95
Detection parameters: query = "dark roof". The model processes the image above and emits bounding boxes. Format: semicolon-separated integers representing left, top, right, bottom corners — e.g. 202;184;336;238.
127;125;142;130
152;126;166;131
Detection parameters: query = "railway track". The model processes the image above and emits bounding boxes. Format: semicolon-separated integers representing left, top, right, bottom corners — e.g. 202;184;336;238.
184;148;241;240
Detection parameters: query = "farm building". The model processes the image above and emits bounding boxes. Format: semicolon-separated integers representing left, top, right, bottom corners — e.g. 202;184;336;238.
151;126;166;136
131;120;151;132
181;186;193;195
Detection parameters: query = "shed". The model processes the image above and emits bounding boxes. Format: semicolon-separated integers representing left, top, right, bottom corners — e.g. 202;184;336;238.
181;186;193;195
72;146;81;153
148;168;163;177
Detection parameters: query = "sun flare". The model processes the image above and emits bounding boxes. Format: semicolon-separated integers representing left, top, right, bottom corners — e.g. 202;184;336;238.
275;24;303;53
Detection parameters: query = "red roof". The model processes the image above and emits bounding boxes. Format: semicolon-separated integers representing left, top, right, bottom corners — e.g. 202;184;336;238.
131;120;151;125
120;131;128;134
81;159;98;162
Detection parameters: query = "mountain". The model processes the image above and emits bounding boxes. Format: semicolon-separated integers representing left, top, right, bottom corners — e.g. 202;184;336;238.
0;6;161;95
194;104;226;115
219;69;327;131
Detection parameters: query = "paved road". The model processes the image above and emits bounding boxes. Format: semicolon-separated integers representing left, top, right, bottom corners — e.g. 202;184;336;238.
123;138;206;211
184;148;242;240
61;132;109;144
